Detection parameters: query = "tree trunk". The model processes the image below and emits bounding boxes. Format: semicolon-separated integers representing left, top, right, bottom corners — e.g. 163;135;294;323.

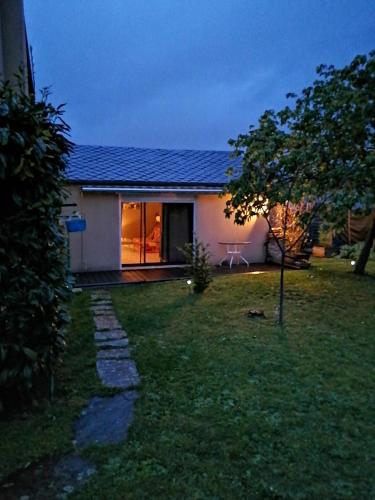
278;202;289;327
354;217;375;275
278;249;286;326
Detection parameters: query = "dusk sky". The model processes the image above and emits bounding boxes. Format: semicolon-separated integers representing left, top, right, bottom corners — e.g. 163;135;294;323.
25;1;375;151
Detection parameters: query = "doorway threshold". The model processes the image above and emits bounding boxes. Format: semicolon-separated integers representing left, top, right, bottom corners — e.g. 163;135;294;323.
122;264;187;271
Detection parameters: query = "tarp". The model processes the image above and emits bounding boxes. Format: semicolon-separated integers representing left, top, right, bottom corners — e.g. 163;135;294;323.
345;210;375;244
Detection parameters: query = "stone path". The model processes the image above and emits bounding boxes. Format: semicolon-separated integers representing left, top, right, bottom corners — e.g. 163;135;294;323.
62;290;141;495
1;289;140;499
74;289;140;445
0;455;96;500
74;391;138;447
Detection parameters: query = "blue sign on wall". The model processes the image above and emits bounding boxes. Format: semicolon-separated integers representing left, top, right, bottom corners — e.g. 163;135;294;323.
66;218;86;232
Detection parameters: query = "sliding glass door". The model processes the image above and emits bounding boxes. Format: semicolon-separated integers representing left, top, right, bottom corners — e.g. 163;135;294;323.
121;202;193;266
161;203;193;263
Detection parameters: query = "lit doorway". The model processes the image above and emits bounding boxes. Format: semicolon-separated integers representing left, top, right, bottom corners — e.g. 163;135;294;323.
121;202;193;266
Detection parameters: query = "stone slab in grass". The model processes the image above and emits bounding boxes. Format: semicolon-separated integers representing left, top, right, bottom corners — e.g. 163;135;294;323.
96;338;129;349
54;454;96;490
95;329;127;342
74;391;138;447
91;296;111;302
97;348;130;360
94;315;122;331
91;302;113;309
92;310;114;318
96;359;140;389
91;301;113;311
0;454;96;499
91;298;112;304
91;293;110;301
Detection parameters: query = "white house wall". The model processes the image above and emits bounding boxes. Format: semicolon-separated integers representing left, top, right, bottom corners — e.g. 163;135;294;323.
195;195;268;265
0;0;29;92
66;187;268;272
65;186;120;272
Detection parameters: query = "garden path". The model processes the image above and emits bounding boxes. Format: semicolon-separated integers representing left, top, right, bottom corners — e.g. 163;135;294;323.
1;290;140;499
74;289;140;447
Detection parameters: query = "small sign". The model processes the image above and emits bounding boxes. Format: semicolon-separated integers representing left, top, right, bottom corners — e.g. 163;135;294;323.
66;218;86;232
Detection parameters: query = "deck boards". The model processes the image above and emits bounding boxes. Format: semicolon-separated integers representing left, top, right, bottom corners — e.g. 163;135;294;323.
73;264;285;288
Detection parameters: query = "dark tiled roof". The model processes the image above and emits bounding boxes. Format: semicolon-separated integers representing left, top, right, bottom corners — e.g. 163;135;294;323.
66;144;240;186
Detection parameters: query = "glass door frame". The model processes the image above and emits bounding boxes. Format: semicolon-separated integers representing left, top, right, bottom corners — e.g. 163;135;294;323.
120;196;196;268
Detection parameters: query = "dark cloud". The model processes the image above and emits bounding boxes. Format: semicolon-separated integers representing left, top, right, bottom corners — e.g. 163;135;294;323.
25;0;375;150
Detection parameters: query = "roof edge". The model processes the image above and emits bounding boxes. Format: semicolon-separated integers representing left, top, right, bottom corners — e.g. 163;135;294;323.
81;185;223;194
65;179;226;188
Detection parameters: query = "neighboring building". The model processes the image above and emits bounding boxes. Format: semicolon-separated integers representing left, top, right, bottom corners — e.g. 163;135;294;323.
65;144;269;272
0;0;34;93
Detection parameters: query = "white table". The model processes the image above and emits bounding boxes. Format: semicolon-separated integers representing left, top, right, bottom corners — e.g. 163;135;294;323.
218;241;251;269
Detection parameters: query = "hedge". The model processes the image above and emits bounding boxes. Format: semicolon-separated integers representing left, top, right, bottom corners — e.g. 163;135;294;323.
0;81;72;409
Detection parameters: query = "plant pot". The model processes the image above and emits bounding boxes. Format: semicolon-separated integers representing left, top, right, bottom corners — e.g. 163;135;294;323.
312;245;325;257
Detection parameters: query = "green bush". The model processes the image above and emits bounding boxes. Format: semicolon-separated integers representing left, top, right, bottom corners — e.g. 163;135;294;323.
0;81;72;409
180;238;212;293
338;242;375;264
338;243;363;260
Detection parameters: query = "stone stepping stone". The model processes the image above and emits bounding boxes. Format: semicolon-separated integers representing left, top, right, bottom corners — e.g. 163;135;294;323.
97;348;130;360
93;312;118;319
92;312;116;319
95;330;127;342
96;338;129;349
0;454;96;499
91;304;112;310
94;315;122;331
91;307;114;315
91;302;112;308
96;359;140;388
91;301;113;307
91;293;110;300
74;391;138;447
91;298;111;305
54;454;96;492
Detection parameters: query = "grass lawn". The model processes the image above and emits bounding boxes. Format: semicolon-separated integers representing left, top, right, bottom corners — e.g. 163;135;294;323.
1;258;374;499
79;258;375;499
0;292;104;480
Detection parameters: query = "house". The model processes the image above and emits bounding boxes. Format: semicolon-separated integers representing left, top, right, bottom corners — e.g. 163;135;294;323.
0;0;34;94
65;144;268;272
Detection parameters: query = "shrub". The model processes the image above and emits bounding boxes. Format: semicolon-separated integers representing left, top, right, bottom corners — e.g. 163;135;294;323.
338;242;375;263
338;243;363;260
0;81;72;409
180;238;212;293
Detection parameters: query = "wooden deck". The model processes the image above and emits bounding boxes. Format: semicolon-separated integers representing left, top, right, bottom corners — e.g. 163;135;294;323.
73;263;284;288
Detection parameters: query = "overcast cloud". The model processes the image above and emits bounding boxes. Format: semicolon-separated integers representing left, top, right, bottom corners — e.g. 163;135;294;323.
25;0;375;150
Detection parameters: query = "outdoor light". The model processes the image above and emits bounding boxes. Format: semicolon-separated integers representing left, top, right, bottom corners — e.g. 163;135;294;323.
187;280;192;285
351;260;356;266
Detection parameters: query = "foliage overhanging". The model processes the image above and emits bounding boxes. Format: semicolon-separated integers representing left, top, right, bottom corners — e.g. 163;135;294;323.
224;51;375;266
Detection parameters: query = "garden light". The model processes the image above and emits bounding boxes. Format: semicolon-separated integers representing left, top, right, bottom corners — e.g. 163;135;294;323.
351;260;356;266
187;280;192;285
